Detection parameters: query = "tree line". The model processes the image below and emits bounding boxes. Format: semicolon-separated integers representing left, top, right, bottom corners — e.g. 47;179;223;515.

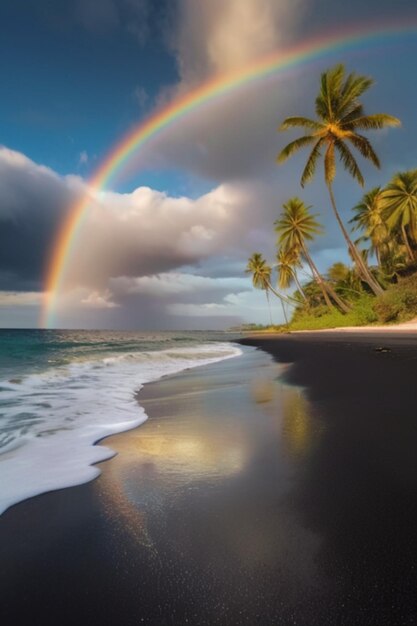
246;64;417;327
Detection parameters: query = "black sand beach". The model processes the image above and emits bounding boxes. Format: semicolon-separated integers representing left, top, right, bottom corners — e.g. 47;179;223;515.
1;333;417;625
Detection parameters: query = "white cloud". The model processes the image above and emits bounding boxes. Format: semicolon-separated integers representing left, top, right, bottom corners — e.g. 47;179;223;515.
174;0;306;83
1;147;277;300
81;289;119;308
62;181;266;291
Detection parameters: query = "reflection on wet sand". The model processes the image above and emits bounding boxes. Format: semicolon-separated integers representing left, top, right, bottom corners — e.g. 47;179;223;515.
281;388;318;458
96;350;323;591
97;370;254;548
102;414;249;488
98;423;251;548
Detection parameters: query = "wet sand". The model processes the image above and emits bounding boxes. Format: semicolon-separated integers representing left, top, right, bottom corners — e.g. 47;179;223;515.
1;336;417;625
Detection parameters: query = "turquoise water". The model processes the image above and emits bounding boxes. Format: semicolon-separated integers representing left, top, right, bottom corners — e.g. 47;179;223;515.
0;329;242;514
0;329;241;379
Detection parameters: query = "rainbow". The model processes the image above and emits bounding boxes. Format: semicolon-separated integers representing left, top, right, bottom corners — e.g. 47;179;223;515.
41;18;417;327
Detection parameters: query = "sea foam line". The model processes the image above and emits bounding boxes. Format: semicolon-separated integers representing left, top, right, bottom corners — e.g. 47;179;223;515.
0;343;242;515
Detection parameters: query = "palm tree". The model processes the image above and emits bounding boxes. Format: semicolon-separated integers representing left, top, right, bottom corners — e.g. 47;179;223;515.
274;197;350;312
276;246;308;302
277;63;400;296
245;253;273;324
276;246;304;323
380;170;417;263
246;252;296;325
327;262;363;298
351;187;390;267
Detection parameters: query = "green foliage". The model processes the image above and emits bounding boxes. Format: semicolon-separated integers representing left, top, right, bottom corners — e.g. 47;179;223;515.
245;253;271;290
277;63;400;189
289;294;377;330
379;170;417;262
352;295;379;325
276;246;301;290
373;274;417;323
274;197;323;248
243;65;417;331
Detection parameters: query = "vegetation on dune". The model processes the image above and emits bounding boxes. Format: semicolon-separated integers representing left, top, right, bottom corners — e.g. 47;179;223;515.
245;64;417;331
374;274;417;323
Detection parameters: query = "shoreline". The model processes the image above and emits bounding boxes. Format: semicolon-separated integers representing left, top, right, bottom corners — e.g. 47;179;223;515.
241;316;417;336
0;340;241;517
1;335;417;624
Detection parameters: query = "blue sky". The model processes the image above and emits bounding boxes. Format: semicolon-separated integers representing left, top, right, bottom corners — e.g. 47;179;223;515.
1;0;417;329
0;0;177;177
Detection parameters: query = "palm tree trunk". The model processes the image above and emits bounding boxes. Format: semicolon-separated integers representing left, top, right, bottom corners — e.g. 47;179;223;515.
300;242;334;310
375;247;382;268
401;224;414;262
266;281;297;307
300;241;351;313
324;281;352;314
327;183;384;296
280;299;289;325
292;270;308;302
265;290;273;326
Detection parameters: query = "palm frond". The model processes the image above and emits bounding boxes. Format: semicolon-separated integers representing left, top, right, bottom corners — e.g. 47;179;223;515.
348;134;380;168
334;139;364;186
350;114;401;130
279;117;323;131
315;94;328;120
300;138;324;187
340;104;364;127
277;135;316;163
339;74;373;107
326;64;345;99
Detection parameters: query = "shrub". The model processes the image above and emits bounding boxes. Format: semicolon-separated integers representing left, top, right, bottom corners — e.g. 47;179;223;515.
374;274;417;323
289;294;377;330
351;295;378;325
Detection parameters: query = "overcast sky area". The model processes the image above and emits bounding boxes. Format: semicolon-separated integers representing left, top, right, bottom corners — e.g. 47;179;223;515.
1;0;417;329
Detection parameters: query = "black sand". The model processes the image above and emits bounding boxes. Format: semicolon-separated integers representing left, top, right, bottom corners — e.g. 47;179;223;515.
1;334;417;625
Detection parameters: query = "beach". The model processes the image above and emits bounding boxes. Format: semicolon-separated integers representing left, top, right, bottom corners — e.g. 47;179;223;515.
1;333;417;625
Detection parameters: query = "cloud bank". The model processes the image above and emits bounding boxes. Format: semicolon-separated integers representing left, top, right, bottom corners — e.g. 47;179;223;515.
0;146;286;328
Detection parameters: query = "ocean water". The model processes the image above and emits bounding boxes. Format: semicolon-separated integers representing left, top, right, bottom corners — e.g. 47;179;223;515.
0;329;242;515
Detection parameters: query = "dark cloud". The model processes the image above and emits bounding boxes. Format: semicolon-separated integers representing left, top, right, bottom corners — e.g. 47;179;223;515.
0;149;77;291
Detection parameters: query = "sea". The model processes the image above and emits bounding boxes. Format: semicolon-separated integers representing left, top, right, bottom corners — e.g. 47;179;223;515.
0;329;242;515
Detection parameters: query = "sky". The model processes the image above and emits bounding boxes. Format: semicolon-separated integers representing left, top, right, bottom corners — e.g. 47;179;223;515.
1;0;417;329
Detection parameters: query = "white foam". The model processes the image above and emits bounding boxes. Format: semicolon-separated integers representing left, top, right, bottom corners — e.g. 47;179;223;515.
0;343;242;515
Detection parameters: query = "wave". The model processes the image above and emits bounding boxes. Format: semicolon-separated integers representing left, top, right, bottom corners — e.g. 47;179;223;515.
0;342;242;515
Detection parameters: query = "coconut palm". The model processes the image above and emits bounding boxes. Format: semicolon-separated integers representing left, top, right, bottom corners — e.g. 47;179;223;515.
277;63;400;296
327;262;363;298
274;197;350;312
276;246;308;302
275;246;305;323
350;187;390;267
246;252;295;325
245;253;273;324
380;170;417;263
